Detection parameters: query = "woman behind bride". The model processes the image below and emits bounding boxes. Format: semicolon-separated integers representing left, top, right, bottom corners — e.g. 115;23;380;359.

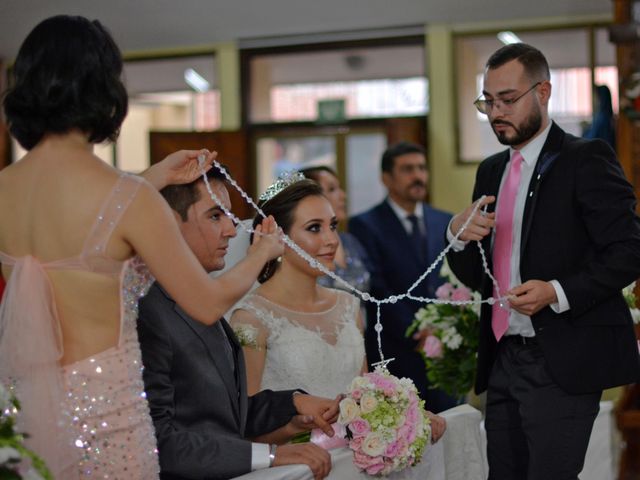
230;176;445;443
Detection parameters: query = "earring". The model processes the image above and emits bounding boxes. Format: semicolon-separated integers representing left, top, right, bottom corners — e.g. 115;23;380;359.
276;256;282;263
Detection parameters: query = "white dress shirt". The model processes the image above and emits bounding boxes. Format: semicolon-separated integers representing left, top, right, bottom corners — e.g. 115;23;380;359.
386;197;424;236
447;122;569;336
251;443;270;470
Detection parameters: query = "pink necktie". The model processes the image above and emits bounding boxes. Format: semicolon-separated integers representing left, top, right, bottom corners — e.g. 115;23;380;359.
492;151;523;341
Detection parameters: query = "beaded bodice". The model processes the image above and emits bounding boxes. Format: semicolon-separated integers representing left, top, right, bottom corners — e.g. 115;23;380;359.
232;290;365;398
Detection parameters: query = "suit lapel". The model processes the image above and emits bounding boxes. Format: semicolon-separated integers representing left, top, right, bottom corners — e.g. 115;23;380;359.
520;123;564;255
488;151;510;209
220;318;250;432
163;288;241;422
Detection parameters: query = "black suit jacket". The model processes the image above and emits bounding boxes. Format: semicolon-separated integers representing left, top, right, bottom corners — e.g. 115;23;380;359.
349;201;452;402
137;283;298;480
447;122;640;395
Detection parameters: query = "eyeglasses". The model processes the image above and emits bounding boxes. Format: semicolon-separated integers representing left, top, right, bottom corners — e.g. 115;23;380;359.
473;82;541;115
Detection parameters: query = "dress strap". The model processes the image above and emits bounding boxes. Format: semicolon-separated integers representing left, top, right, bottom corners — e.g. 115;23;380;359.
0;255;79;477
81;174;144;274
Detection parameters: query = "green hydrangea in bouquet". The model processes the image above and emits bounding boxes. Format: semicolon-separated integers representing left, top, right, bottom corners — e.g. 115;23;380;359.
0;382;51;480
406;260;480;399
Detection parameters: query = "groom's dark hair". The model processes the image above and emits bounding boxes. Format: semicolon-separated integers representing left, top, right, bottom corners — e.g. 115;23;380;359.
160;164;229;222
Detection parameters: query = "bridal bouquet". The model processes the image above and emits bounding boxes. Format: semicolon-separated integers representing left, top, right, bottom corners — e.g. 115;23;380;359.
406;260;480;399
337;368;431;476
0;382;51;480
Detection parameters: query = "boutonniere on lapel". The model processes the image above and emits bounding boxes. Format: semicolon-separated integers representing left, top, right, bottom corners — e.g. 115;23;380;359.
232;323;262;350
528;151;560;199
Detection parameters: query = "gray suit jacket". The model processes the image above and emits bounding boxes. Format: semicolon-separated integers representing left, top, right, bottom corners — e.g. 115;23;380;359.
137;283;298;480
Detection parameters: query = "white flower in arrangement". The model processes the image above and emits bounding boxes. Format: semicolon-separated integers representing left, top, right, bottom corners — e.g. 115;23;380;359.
361;432;387;457
470;291;483;317
0;446;21;464
439;315;457;330
442;327;463;350
359;393;378;414
399;377;414;388
350;376;372;391
338;397;361;424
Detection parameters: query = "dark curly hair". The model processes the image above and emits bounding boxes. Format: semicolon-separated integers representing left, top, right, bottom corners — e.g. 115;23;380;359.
3;15;128;150
252;179;324;283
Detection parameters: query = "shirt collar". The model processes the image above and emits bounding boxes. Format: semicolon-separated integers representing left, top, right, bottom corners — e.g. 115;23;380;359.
511;121;552;166
387;197;423;220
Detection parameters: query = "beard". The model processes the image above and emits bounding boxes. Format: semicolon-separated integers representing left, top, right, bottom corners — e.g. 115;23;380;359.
491;104;542;146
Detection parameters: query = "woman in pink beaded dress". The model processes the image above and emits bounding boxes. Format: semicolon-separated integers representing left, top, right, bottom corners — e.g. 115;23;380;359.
0;15;285;479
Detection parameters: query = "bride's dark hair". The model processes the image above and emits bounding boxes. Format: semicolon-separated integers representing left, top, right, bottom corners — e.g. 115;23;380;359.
253;179;324;283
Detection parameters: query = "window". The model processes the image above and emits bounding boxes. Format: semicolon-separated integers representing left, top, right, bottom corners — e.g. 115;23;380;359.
248;43;427;124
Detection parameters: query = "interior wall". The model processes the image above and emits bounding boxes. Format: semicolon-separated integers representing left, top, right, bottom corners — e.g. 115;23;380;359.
117;105;152;172
216;42;241;130
427;25;477;214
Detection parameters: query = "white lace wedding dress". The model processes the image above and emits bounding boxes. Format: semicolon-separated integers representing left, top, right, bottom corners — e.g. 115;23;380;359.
230;289;448;480
231;288;364;398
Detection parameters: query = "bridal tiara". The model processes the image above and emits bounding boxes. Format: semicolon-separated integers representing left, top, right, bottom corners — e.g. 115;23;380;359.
258;170;306;203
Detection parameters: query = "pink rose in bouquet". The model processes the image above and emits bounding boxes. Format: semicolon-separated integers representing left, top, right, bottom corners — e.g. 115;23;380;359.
451;286;472;302
435;283;454;299
422;335;443;358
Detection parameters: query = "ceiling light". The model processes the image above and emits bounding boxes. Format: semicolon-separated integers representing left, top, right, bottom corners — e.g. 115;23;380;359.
497;31;522;45
184;68;210;92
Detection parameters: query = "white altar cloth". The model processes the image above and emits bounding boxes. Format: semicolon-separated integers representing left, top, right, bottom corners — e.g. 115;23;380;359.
232;400;613;480
232;404;486;480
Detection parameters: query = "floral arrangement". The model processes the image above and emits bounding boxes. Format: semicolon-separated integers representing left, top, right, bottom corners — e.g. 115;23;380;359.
337;368;431;476
406;260;480;399
0;382;51;480
623;281;640;325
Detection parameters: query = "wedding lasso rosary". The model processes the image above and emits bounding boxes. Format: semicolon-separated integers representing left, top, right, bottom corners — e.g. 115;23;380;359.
197;155;509;367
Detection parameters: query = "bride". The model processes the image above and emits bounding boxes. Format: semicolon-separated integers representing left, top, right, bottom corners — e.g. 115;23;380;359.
231;178;366;399
230;176;446;444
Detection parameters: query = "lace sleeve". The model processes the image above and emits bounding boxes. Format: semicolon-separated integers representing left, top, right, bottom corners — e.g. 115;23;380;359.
229;306;269;350
335;290;361;328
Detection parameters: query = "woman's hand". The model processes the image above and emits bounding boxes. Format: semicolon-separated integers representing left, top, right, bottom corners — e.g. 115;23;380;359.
141;149;217;189
248;215;284;262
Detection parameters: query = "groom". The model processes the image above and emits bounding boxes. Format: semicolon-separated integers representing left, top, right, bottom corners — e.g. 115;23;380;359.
137;166;336;479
